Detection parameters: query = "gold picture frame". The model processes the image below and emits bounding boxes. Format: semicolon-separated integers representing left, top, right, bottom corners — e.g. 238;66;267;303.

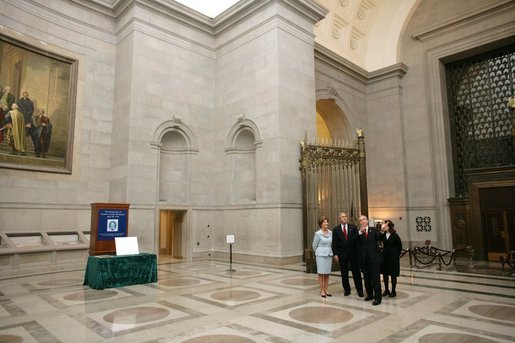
0;35;77;174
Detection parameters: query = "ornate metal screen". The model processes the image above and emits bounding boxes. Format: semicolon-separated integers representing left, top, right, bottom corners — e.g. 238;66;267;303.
300;133;368;272
445;44;515;196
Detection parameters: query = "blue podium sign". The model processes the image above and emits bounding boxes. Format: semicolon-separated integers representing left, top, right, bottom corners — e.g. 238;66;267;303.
97;209;128;241
90;203;130;255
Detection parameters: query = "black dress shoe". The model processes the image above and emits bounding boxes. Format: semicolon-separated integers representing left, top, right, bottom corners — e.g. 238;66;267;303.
382;290;390;296
344;290;351;296
358;292;364;297
372;299;381;306
389;291;396;297
364;296;373;301
321;294;326;298
326;293;332;297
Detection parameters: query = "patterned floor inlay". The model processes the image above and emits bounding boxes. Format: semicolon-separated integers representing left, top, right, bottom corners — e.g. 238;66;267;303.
468;304;515;322
279;276;319;287
158;277;202;287
418;332;497;343
210;289;261;301
0;261;513;342
36;278;83;287
63;289;118;301
182;334;255;343
288;306;353;323
103;306;170;324
0;334;23;343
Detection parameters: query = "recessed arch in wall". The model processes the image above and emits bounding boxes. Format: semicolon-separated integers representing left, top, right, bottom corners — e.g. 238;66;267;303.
151;116;199;153
225;115;262;201
151;116;198;203
225;115;263;153
316;88;353;141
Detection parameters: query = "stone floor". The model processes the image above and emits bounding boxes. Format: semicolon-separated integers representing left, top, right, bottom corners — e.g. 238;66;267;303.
0;258;514;342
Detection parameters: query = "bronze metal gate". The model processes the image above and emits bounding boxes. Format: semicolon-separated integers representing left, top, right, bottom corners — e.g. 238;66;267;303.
300;132;368;273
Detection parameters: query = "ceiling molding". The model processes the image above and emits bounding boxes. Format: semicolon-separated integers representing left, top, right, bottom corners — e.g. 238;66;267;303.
367;63;408;84
315;42;368;84
70;0;132;17
411;0;514;41
214;0;328;35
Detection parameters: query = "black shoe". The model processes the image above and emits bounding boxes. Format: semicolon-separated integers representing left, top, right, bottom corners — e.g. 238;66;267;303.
372;299;381;306
358;292;364;298
344;290;351;296
326;293;332;297
321;294;326;298
364;296;373;301
389;291;396;297
382;290;390;296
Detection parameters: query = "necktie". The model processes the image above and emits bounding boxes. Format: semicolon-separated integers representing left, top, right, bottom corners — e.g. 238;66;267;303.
365;228;368;238
343;225;348;240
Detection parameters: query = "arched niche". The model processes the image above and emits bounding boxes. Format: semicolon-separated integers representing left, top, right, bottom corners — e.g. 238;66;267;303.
225;115;263;153
225;115;262;201
316;88;353;141
151;116;199;153
151;116;197;203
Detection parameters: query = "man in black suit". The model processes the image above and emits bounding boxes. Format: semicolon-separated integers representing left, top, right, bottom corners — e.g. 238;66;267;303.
332;212;363;297
357;215;383;305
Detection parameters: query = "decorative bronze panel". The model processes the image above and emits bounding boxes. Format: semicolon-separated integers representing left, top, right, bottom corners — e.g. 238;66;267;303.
300;134;367;273
445;44;515;196
415;216;432;232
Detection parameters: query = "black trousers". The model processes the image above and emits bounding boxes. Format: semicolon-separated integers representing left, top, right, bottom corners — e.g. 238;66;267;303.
362;257;382;301
338;256;363;294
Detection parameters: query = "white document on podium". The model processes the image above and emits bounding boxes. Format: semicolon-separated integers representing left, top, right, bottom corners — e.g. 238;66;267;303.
115;237;139;256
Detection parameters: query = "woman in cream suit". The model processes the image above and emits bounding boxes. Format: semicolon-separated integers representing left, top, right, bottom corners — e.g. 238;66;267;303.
312;216;333;297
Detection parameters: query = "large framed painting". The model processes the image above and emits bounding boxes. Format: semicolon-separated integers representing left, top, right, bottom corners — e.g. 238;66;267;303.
0;35;77;173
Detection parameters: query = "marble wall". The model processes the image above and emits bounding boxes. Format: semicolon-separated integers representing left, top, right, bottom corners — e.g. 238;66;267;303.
313;0;515;251
0;0;513;275
0;0;326;273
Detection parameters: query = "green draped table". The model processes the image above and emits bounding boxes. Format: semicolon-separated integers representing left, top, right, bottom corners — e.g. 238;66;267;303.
83;253;158;290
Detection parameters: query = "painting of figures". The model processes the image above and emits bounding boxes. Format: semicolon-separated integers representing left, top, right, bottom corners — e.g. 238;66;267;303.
0;36;77;173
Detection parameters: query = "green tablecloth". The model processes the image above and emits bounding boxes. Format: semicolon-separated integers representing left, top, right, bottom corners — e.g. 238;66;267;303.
83;253;158;290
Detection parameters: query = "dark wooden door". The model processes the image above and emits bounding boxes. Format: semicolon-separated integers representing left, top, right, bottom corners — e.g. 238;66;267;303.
480;187;515;261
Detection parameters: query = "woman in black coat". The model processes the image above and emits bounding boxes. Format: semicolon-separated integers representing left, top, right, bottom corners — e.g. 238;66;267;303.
381;219;402;297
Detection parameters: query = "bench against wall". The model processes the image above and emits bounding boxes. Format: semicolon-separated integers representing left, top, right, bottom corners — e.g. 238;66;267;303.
0;230;90;278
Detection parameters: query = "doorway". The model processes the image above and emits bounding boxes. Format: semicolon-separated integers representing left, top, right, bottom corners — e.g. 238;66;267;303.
480;187;515;261
159;210;185;261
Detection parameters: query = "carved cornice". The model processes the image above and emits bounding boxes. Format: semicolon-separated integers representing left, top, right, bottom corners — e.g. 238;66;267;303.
71;0;215;33
314;42;368;84
315;42;408;85
411;0;515;41
70;0;131;17
368;62;408;84
70;0;328;36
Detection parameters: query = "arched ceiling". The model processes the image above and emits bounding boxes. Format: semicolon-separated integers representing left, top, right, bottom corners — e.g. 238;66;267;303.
313;0;420;71
176;0;420;72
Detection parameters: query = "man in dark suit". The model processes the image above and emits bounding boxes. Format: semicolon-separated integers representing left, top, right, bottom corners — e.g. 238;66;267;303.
332;212;363;297
357;215;383;305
